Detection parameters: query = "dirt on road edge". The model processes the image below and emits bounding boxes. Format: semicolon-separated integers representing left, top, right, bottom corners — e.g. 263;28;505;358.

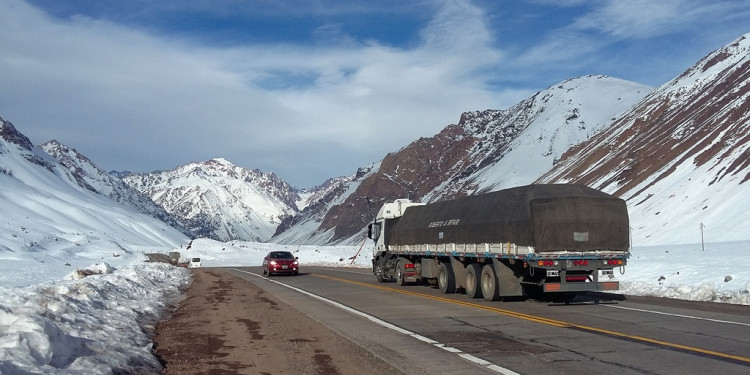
152;268;402;375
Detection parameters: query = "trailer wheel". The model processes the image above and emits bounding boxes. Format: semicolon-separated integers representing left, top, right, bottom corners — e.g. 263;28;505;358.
438;262;456;294
481;264;501;301
465;263;483;298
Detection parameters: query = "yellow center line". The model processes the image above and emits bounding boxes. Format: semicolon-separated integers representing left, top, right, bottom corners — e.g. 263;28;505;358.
313;273;750;365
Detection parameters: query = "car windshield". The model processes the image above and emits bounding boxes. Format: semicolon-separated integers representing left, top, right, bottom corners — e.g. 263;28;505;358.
192;258;200;262
270;252;294;259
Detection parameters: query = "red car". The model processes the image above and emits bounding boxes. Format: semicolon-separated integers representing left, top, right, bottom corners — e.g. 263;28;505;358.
262;251;299;276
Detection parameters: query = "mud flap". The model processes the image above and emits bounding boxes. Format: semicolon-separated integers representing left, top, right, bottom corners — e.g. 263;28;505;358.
493;259;523;297
450;257;467;290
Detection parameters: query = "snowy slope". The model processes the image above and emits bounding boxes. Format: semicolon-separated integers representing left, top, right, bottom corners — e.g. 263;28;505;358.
0;117;189;287
123;158;299;242
468;75;652;193
40;140;190;236
538;33;750;245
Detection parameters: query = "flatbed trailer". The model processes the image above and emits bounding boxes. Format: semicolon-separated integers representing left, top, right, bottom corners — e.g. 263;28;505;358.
368;184;629;300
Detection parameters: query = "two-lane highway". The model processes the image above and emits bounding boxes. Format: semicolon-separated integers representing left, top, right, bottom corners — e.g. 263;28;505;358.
223;266;750;375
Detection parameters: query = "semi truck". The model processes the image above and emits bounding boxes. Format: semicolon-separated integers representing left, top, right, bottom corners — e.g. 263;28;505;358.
368;184;629;301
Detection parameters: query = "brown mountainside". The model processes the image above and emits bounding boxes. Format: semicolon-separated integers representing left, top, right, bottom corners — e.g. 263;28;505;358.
318;124;478;242
539;35;750;201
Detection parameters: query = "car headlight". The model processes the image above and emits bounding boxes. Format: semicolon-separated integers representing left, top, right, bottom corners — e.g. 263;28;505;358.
269;260;277;265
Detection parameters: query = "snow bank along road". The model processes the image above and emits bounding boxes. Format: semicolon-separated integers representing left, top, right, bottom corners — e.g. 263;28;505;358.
218;266;750;375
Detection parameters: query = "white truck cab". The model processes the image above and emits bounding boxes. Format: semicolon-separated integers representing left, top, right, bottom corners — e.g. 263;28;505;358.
368;199;425;254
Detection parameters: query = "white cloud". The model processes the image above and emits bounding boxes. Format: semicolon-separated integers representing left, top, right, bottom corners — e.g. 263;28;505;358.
3;0;747;186
573;0;721;39
0;0;516;187
420;0;493;52
512;0;750;81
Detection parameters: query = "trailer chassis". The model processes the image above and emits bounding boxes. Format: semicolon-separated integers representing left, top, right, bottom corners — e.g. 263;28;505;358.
372;246;627;301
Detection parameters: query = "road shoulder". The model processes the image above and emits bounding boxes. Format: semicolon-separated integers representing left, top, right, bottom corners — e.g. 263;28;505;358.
152;268;401;374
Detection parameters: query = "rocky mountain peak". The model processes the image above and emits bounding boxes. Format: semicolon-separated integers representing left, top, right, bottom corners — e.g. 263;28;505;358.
676;34;748;84
40;140;97;192
40;139;96;173
0;117;34;151
38;139;191;236
122;158;301;242
542;33;750;196
536;33;750;244
193;158;299;209
0;117;59;174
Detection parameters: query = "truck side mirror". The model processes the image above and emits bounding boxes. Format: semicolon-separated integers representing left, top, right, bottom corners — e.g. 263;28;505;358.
368;223;381;241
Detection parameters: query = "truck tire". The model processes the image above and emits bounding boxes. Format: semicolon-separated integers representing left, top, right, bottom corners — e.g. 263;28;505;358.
438;262;456;294
396;261;407;286
481;264;501;301
374;263;386;283
465;263;483;298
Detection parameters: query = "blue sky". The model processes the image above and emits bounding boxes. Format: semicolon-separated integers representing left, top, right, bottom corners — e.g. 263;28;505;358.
1;0;749;187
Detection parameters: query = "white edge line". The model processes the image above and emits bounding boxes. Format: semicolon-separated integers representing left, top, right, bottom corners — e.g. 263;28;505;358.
411;334;439;344
459;353;491;365
600;304;750;327
230;268;523;375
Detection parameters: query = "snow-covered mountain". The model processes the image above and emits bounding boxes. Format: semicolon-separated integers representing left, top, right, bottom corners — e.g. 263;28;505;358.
122;159;300;242
459;75;652;194
272;165;378;244
538;33;750;245
5;33;749;251
40;140;191;236
0;117;188;285
273;75;652;244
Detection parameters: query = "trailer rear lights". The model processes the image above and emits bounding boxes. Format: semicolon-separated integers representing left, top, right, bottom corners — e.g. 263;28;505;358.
537;260;558;266
566;275;589;282
544;283;561;292
573;260;589;266
607;259;624;266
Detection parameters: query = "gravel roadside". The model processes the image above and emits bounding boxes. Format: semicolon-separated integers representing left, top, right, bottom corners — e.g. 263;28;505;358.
152;268;402;375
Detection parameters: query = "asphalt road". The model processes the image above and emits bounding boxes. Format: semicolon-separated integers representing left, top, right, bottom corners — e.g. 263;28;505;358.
221;266;750;375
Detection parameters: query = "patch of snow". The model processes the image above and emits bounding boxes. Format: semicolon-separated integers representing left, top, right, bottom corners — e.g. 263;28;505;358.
613;241;750;304
0;262;189;374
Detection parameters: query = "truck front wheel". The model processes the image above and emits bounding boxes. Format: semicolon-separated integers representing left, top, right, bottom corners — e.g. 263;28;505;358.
481;264;501;301
465;263;483;298
438;262;456;294
374;263;386;283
